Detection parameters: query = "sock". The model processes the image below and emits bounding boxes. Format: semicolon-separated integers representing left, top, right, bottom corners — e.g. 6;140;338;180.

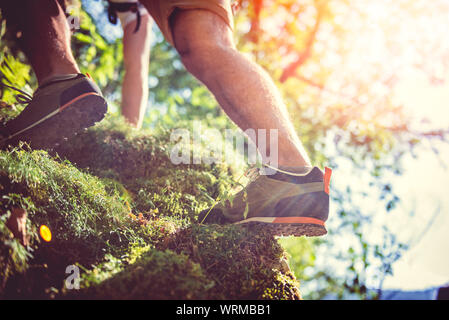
39;73;79;88
278;165;314;175
261;163;314;176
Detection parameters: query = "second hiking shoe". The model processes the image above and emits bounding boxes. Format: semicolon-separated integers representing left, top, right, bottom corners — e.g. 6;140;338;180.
0;73;107;150
198;166;332;237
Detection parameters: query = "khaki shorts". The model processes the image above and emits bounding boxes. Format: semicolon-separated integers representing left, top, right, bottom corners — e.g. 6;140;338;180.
1;0;234;46
144;0;234;45
57;0;234;46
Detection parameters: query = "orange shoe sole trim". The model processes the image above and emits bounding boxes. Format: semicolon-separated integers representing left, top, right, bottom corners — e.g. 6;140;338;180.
235;216;325;226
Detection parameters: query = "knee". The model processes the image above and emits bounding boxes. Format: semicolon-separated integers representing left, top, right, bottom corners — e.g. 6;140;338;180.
175;38;235;80
170;9;236;79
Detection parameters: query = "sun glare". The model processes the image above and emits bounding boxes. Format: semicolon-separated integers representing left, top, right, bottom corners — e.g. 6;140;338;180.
259;0;449;131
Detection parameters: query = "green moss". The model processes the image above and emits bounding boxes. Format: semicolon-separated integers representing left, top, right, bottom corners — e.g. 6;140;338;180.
165;224;301;300
53;116;243;221
0;116;302;299
0;148;140;258
77;249;214;300
0;146;146;297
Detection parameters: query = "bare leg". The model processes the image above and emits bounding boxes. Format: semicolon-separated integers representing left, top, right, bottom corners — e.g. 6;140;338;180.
2;0;80;85
170;9;311;167
121;14;152;129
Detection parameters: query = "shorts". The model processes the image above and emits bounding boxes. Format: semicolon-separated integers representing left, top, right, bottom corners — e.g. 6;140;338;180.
108;0;234;45
0;0;79;33
108;0;149;29
141;0;234;45
1;0;234;46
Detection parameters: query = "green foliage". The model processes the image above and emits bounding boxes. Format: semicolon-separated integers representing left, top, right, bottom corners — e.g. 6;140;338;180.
72;8;123;93
0;210;33;289
0;9;34;122
0;49;33;124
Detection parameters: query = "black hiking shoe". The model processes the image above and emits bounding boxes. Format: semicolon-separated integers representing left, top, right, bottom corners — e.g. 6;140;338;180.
0;73;107;150
198;166;332;237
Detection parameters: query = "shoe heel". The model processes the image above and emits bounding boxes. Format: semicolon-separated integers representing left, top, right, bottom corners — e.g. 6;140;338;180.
7;93;107;150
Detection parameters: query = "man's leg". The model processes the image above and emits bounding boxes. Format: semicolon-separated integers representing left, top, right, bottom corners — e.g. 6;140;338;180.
163;8;329;237
121;14;152;129
2;0;80;85
0;0;107;150
169;9;311;168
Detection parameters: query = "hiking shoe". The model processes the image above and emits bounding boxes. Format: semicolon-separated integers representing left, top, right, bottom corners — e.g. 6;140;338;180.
198;166;332;237
0;74;107;150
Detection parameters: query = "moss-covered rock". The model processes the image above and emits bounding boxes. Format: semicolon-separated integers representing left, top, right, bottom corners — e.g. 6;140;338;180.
77;249;214;300
164;224;301;300
0;116;302;299
52;116;244;222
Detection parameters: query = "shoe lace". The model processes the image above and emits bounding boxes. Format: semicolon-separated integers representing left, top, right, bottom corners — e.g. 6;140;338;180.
199;163;309;224
244;166;260;182
199;164;259;224
1;83;33;105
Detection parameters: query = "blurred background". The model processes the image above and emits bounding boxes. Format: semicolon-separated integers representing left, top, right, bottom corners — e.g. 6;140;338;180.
2;0;448;299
